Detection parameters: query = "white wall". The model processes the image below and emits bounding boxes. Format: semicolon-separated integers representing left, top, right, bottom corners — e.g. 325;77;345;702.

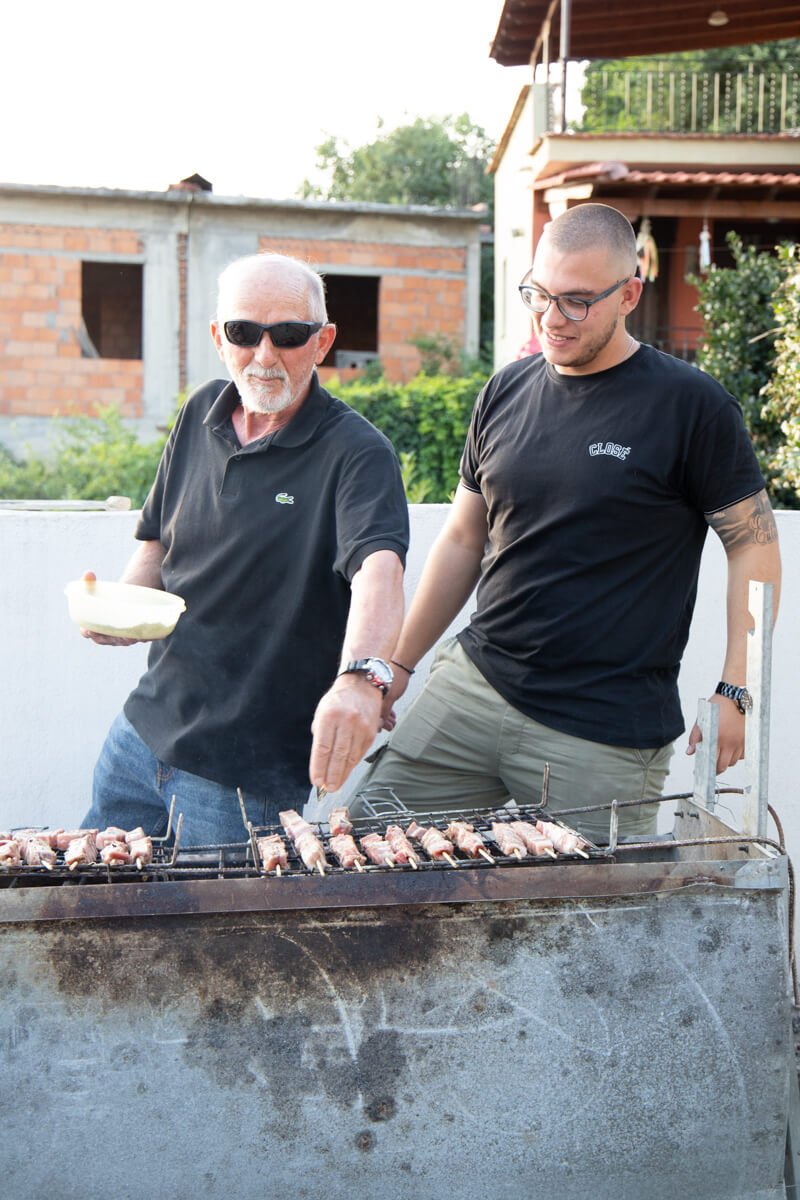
1;507;797;850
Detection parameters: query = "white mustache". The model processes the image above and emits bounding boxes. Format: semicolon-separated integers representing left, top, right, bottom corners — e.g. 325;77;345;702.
245;368;286;382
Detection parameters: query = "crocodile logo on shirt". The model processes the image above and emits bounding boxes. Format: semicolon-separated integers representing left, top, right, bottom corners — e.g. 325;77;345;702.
275;492;294;505
589;441;631;461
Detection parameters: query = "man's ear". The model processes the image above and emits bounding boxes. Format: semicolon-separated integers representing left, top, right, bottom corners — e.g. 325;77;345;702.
316;323;337;364
210;320;226;360
620;276;644;316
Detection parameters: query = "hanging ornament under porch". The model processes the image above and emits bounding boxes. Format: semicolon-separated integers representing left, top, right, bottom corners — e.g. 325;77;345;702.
636;218;659;283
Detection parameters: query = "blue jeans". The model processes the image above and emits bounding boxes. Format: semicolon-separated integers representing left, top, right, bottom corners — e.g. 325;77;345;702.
85;711;311;845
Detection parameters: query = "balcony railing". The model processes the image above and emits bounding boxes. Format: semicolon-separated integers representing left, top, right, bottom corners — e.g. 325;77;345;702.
541;64;800;135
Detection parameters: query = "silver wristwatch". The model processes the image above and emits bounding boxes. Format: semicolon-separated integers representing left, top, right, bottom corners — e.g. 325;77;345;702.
338;657;394;696
715;680;753;714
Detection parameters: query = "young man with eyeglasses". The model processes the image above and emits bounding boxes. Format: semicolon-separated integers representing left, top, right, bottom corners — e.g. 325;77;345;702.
81;253;409;843
358;203;780;841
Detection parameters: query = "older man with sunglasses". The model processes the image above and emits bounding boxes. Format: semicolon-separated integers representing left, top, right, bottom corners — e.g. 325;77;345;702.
81;252;409;843
358;203;780;842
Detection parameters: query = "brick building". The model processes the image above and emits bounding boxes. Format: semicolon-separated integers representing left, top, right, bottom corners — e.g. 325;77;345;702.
0;181;483;450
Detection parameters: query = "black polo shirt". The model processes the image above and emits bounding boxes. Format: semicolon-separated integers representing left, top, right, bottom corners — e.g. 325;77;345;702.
124;375;409;792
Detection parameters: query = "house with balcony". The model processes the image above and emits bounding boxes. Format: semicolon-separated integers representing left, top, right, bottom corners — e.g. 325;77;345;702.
489;0;800;367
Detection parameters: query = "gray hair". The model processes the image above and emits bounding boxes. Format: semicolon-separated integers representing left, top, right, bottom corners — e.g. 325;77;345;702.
215;252;328;324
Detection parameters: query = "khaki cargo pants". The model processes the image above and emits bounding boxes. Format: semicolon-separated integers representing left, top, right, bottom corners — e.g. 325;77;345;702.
355;638;674;842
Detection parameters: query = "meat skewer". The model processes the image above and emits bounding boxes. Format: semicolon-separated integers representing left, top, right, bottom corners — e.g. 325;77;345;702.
489;822;527;860
0;839;23;867
256;834;289;875
444;821;495;864
359;833;396;868
508;820;558;859
126;831;153;870
280;809;327;875
536;819;591;858
97;827;130;850
64;831;98;870
328;834;367;871
327;807;353;837
100;839;132;867
21;836;57;869
384;824;419;869
406;820;458;868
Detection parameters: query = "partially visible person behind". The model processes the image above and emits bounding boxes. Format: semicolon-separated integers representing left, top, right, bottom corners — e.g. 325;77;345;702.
81;252;409;844
357;203;780;841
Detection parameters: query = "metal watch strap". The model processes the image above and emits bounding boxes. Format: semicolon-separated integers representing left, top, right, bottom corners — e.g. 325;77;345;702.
338;658;393;696
715;680;752;714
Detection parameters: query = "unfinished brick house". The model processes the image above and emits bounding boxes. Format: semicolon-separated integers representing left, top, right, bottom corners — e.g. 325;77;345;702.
0;180;482;451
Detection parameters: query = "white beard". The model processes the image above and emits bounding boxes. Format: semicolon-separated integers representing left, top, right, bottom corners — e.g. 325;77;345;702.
238;368;294;414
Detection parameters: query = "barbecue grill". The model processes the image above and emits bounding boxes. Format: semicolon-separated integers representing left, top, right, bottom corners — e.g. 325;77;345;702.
2;583;795;1200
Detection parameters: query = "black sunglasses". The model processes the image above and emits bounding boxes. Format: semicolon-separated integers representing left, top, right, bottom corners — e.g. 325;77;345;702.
223;319;323;349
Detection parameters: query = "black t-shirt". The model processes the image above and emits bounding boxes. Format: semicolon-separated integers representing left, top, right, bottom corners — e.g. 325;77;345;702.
457;344;765;748
124;375;409;791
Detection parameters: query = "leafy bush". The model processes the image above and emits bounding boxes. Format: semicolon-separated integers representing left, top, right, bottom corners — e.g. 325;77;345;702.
0;405;170;508
761;244;800;506
690;233;795;504
337;368;488;501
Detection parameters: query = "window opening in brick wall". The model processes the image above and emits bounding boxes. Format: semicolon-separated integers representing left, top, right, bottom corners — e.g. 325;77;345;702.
322;274;379;370
81;262;143;359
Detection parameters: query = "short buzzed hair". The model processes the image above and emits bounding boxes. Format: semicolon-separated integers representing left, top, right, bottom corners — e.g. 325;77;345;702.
543;204;638;274
216;252;328;324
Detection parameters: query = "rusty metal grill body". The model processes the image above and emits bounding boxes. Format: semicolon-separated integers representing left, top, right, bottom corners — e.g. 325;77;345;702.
0;801;793;1200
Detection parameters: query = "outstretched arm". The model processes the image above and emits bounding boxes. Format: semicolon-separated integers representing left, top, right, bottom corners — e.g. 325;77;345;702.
309;548;405;794
687;489;781;771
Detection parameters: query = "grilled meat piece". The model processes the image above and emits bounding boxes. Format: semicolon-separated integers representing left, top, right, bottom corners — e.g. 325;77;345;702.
384;824;419;866
124;827;147;845
64;831;98;868
444;821;491;859
128;835;153;868
490;823;528;858
279;810;326;871
329;834;366;869
328;807;353;837
359;833;395;867
55;829;96;852
97;827;130;849
536;819;590;855
406;822;455;861
99;839;132;866
509;820;556;856
21;836;57;868
0;839;22;867
256;834;289;873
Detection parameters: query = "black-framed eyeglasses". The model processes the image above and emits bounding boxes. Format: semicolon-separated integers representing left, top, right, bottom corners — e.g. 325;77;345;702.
223;319;323;349
518;277;630;322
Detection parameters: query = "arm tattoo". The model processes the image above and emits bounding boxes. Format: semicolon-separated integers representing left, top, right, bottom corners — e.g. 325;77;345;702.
706;490;778;552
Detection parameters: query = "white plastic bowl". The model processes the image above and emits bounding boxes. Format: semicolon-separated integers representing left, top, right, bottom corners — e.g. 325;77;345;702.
65;579;186;640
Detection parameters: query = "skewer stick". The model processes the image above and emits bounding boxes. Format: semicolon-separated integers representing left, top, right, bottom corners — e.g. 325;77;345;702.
384;854;396;868
574;848;590;859
354;859;365;872
478;847;495;864
443;852;459;868
316;860;326;876
136;857;144;870
408;855;419;869
544;847;558;859
511;847;524;860
275;863;282;876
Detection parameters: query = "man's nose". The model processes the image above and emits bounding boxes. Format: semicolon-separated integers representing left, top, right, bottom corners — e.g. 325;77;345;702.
253;331;279;363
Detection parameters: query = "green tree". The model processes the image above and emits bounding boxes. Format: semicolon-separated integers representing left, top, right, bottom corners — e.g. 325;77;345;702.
761;244;800;506
689;232;796;506
300;114;494;211
579;39;800;133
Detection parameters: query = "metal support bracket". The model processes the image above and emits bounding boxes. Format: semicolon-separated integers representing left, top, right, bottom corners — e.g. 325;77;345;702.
743;580;774;838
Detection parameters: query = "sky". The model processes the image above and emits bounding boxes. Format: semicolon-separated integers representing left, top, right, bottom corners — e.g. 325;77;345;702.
3;1;531;201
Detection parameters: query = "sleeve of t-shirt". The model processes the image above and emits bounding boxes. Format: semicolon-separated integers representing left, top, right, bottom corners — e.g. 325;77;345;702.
134;421;179;542
334;430;410;582
459;381;492;494
681;389;766;515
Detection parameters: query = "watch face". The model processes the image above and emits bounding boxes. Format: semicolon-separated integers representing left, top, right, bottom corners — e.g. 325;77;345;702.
365;658;393;688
